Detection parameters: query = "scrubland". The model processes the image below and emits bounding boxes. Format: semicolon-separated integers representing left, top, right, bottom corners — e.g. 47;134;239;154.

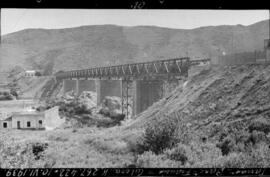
1;64;270;168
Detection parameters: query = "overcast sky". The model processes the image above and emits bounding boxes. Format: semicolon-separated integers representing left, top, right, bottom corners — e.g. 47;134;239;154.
1;9;269;35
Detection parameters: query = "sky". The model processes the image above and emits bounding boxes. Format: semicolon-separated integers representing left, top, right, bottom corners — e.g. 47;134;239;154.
1;9;269;35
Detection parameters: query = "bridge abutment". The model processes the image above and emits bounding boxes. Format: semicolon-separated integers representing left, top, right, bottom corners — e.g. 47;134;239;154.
96;80;122;105
132;80;164;116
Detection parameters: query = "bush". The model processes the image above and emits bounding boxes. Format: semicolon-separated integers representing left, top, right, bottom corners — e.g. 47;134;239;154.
186;141;223;167
247;130;268;145
60;100;92;117
216;128;268;155
0;92;13;100
10;88;19;98
216;136;236;155
219;143;270;168
139;115;180;154
248;118;270;134
135;151;181;168
0;140;49;168
31;142;49;160
43;97;92;118
220;152;247;168
164;144;188;164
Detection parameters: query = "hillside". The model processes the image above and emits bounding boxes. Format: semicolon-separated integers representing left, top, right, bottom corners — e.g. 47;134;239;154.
0;20;268;74
127;63;270;131
1;63;270;168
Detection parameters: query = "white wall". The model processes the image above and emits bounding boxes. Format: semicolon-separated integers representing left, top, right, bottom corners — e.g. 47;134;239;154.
12;114;45;129
0;120;12;129
44;106;65;130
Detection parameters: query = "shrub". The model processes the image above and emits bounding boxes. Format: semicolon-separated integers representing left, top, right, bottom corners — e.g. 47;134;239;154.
220;152;247;168
248;118;270;134
164;144;188;165
43;97;92;118
135;151;181;168
0;92;13;100
31;142;49;160
0;140;48;168
244;142;270;167
139;115;180;154
10;88;19;98
126;137;146;155
186;141;223;167
218;143;270;168
247;130;268;145
216;136;236;155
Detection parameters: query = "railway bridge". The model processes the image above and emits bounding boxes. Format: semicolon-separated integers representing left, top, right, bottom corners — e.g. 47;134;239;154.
55;57;210;116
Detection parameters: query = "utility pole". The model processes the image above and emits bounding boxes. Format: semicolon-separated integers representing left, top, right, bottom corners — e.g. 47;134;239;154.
269;10;270;47
0;8;1;44
268;10;270;62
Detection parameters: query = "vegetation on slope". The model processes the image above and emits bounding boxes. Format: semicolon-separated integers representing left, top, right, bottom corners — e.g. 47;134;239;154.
126;64;270;167
1;64;270;168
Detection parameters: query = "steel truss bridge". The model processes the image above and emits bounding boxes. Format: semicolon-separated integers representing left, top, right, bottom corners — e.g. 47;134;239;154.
56;57;211;117
55;57;211;80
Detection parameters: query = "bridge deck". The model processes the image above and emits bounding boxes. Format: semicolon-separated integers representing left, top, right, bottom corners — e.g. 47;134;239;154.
55;57;210;80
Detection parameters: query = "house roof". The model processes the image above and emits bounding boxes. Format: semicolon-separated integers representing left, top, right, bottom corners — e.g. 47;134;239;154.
25;70;36;73
0;112;11;120
12;111;45;116
0;116;12;121
12;112;44;116
4;117;12;121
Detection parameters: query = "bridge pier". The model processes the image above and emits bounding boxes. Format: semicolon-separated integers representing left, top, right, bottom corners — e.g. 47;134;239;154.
96;80;122;105
77;79;96;96
57;57;212;118
132;80;164;116
62;79;77;95
63;79;96;96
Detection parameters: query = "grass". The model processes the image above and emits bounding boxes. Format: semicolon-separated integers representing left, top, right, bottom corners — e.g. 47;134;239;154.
1;114;270;168
0;126;137;168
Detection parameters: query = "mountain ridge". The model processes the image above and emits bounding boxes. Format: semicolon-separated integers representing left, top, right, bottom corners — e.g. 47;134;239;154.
0;19;268;73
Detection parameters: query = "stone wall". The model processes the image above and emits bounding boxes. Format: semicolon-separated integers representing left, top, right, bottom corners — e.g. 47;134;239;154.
44;106;65;130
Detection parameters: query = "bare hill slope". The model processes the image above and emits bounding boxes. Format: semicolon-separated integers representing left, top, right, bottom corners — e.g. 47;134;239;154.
126;63;270;139
0;20;268;73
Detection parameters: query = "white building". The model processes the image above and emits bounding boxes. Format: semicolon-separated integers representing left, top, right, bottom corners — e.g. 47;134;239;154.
24;70;37;77
0;106;65;130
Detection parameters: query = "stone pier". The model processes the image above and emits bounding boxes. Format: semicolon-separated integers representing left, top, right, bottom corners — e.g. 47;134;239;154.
77;79;96;96
96;80;122;105
63;79;77;94
132;80;164;116
63;79;96;96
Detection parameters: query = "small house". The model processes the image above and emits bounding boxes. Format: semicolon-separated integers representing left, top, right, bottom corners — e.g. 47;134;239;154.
11;111;45;129
24;70;42;77
0;106;65;130
24;70;37;77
